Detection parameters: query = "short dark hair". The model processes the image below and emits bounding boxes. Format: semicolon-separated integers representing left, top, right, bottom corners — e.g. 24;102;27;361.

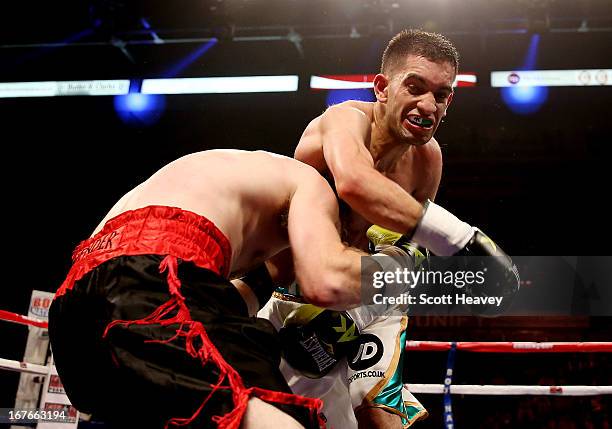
381;29;459;75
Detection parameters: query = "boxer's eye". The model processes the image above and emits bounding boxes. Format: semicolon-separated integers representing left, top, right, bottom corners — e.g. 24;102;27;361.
407;84;423;95
435;92;450;103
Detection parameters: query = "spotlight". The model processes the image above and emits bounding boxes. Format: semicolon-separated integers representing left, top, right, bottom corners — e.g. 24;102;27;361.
501;85;548;115
114;92;166;126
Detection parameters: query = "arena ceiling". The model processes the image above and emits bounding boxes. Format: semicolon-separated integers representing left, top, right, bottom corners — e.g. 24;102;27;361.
2;0;611;48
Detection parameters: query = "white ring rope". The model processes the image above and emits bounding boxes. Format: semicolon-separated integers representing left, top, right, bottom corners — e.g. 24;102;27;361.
406;384;612;396
2;310;611;397
0;357;50;375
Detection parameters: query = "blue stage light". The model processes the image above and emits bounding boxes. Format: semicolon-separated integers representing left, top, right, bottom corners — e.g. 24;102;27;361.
501;34;548;115
162;39;218;78
501;85;548;115
114;93;166;126
524;34;540;70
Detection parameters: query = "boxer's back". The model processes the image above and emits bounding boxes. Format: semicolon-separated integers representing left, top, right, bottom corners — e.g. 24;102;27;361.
92;150;303;275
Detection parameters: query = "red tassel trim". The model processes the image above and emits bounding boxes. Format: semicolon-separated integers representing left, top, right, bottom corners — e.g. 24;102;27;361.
103;255;325;429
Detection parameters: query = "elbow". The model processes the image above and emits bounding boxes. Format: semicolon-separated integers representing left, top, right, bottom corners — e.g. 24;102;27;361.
299;274;359;311
302;285;340;309
335;175;364;204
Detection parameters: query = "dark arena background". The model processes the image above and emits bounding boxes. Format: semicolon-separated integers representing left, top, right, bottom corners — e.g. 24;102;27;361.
1;1;611;428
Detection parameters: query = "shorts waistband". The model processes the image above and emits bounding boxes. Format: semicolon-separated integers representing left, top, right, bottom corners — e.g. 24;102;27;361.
56;205;232;297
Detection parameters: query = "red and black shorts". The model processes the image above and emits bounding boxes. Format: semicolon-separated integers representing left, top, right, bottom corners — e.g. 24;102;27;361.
49;206;323;429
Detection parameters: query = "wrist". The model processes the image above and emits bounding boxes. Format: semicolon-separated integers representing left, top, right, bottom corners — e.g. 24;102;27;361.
411;200;473;256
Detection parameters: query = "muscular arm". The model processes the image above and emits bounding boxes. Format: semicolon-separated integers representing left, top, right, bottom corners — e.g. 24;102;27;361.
296;103;439;234
287;165;366;310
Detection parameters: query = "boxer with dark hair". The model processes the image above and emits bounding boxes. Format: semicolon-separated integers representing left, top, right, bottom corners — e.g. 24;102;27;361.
256;29;517;429
49;149;420;429
381;28;459;76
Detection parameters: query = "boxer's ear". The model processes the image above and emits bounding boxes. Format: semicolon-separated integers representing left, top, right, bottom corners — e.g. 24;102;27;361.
373;74;389;103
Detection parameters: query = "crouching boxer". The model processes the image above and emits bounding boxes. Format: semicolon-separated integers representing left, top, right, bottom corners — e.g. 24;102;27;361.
49;149;399;429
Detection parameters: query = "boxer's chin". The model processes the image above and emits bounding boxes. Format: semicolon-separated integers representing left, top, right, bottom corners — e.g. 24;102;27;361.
398;124;432;146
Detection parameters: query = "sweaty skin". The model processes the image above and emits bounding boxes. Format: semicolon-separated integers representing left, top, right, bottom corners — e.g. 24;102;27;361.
296;55;452;240
288;55;454;428
92;149;368;310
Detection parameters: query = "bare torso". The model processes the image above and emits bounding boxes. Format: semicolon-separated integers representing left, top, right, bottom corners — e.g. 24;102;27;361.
92;150;301;276
296;100;441;248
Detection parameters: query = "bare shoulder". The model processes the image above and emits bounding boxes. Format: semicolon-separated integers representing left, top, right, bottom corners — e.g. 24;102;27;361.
327;100;373;119
288;156;330;185
252;149;293;162
301;101;374;135
255;150;325;181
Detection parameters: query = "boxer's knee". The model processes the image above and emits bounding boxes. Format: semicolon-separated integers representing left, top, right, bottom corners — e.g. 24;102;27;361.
241;398;305;429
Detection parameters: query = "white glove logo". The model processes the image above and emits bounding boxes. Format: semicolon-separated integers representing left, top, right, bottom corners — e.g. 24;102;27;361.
351;341;378;364
348;334;384;370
